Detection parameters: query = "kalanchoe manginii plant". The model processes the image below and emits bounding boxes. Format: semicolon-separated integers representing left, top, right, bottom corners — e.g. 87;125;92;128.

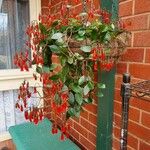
14;0;130;140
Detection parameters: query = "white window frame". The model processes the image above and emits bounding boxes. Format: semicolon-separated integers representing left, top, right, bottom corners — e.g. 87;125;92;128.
0;0;41;141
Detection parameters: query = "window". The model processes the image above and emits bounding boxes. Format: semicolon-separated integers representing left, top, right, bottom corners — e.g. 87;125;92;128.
0;0;30;69
0;0;41;141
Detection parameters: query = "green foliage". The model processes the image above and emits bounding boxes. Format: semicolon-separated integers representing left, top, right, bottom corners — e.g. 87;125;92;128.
80;46;92;53
34;15;128;120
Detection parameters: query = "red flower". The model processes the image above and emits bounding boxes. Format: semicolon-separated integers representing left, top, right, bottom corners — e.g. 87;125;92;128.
20;105;23;112
61;93;68;101
60;133;65;141
94;62;98;71
24;111;29;120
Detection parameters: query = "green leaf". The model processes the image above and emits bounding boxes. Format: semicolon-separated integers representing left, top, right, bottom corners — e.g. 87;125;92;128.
104;32;111;41
78;30;86;36
97;83;106;89
87;81;94;90
57;38;64;44
74;35;85;41
67;57;73;64
83;82;94;95
78;76;86;85
70;83;82;93
69;92;75;105
84;98;93;103
67;108;76;117
101;25;109;32
49;74;60;81
91;30;98;41
51;20;59;27
49;45;60;53
51;32;63;40
49;64;58;71
39;23;47;34
74;53;84;60
75;93;83;105
83;84;90;96
80;46;92;53
111;23;115;30
42;66;50;73
61;85;68;92
60;56;67;66
36;66;42;74
97;92;104;97
54;93;61;104
60;65;69;82
74;111;80;117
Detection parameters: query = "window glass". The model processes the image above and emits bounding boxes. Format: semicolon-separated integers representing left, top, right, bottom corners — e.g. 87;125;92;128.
0;0;30;69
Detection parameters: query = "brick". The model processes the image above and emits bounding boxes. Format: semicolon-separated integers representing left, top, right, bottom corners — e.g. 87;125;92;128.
135;0;150;14
114;101;122;115
84;104;97;114
128;121;150;143
80;110;89;120
80;117;89;129
93;0;100;10
74;4;83;15
113;126;120;138
130;97;150;112
41;0;49;7
80;135;96;150
41;7;49;15
116;62;127;74
88;132;96;145
113;113;121;127
141;112;150;128
74;122;88;138
145;49;150;63
80;117;97;135
139;141;150;150
51;0;62;7
129;107;140;122
123;15;148;31
129;63;150;80
70;127;80;141
114;89;121;102
115;75;122;89
89;113;97;125
119;1;133;17
112;138;120;150
121;48;144;62
127;133;138;150
73;116;80;123
127;146;134;150
134;31;150;47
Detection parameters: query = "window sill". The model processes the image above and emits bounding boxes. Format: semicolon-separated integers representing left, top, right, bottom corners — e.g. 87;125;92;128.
0;132;11;142
0;68;33;81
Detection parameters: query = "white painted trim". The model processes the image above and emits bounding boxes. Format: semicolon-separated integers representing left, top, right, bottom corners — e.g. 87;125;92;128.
29;0;41;22
0;0;41;90
0;0;41;142
0;132;11;142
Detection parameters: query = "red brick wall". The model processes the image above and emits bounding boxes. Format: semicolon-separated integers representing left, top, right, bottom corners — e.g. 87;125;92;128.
113;0;150;150
41;0;150;150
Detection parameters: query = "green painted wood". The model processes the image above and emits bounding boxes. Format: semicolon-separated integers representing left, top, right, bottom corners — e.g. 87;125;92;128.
96;68;116;150
9;118;80;150
101;0;119;20
96;0;119;150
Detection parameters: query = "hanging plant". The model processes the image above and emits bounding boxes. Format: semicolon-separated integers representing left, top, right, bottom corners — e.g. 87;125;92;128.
14;0;130;140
